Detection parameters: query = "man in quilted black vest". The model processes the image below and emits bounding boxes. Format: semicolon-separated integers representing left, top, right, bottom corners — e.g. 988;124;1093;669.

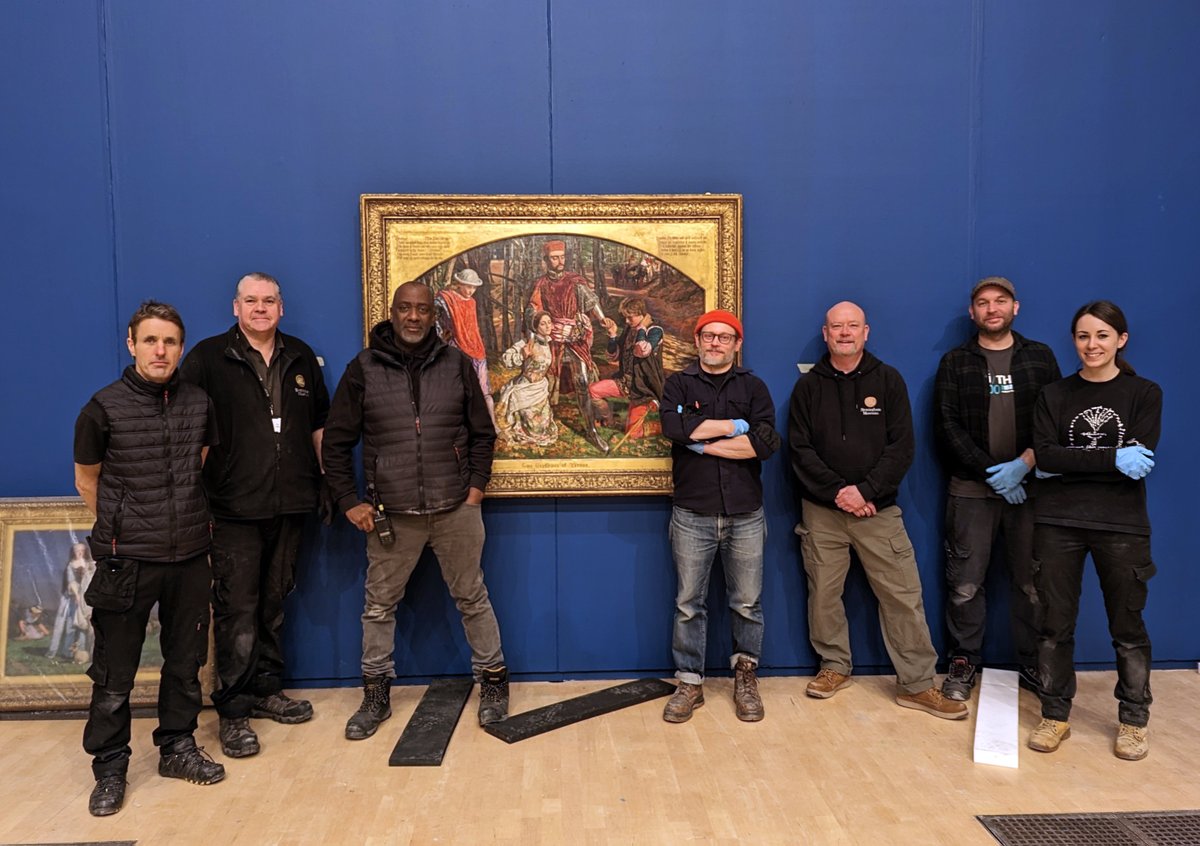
323;281;508;740
73;301;224;817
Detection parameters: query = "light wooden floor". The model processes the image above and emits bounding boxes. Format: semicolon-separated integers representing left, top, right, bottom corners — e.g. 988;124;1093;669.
3;670;1199;845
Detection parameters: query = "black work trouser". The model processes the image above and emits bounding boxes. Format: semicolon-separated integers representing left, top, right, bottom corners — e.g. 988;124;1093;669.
943;495;1040;667
209;515;304;718
83;555;211;779
1034;524;1155;727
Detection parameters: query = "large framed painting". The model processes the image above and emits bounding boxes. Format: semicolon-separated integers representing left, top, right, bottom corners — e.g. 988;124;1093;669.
0;498;161;711
360;194;743;497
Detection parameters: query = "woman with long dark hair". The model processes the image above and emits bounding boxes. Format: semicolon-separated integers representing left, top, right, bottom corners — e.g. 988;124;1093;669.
1026;301;1162;760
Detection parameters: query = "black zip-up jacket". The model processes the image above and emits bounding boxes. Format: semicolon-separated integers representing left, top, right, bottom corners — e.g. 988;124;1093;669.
322;322;495;516
788;351;914;510
933;331;1061;481
660;362;779;514
180;325;329;519
82;367;212;562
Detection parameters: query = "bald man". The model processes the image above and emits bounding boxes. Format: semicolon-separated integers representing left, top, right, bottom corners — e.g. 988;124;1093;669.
787;302;967;720
323;281;508;739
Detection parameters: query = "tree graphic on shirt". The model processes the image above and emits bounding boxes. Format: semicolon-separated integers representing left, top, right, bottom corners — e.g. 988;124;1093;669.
1076;406;1118;449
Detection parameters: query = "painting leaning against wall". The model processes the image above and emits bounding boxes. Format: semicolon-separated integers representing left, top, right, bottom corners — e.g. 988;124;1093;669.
0;498;162;711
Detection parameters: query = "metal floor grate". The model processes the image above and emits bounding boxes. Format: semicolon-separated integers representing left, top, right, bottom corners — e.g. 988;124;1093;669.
979;811;1200;846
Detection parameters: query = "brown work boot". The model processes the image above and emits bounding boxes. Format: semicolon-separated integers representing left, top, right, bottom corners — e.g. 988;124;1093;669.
1028;718;1071;752
806;668;851;699
1114;723;1148;761
896;687;969;720
733;658;764;722
662;682;704;723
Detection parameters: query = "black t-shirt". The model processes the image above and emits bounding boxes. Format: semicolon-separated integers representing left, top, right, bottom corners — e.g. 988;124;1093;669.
1032;371;1162;535
74;396;220;465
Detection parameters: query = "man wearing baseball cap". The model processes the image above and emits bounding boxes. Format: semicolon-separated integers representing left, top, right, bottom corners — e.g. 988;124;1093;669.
933;277;1061;701
660;309;780;723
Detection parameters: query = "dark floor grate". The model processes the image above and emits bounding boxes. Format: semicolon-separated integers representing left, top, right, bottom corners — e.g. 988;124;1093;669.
979;811;1200;846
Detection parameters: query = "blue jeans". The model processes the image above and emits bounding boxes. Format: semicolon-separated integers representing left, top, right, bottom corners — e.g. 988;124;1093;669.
669;506;765;685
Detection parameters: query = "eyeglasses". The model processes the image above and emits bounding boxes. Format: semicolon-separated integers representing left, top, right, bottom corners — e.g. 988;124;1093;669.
699;331;737;345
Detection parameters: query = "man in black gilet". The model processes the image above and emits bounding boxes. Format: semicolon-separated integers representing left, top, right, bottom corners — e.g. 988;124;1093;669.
73;301;224;816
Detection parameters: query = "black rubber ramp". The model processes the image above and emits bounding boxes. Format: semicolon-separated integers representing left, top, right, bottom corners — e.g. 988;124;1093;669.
483;678;675;744
388;677;474;766
978;810;1200;845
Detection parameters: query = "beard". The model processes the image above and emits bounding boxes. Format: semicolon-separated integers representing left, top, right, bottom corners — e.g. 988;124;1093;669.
976;315;1014;339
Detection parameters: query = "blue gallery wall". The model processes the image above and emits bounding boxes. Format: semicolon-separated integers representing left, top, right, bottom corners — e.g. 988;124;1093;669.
2;1;1197;684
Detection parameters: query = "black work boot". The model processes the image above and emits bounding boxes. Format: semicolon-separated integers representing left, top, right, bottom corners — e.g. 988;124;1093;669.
478;665;509;726
345;674;392;740
88;773;127;816
158;738;226;785
219;716;260;758
251;691;314;724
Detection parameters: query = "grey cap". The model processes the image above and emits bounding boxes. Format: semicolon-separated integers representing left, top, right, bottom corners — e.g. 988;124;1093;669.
971;276;1016;300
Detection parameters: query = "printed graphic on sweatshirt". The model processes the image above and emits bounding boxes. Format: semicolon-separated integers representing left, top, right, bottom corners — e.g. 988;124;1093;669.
860;395;880;416
1068;405;1126;450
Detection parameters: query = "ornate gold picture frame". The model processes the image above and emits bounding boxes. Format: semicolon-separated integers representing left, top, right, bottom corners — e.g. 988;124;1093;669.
0;498;161;711
360;194;743;497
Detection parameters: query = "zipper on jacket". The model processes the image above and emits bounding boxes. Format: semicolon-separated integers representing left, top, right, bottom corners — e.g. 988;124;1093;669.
407;368;426;510
240;345;285;514
163;388;177;560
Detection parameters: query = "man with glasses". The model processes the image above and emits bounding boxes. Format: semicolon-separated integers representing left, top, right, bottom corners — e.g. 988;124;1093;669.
660;310;780;724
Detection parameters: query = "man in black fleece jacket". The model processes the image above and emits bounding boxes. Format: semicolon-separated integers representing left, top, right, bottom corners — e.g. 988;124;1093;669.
788;301;966;720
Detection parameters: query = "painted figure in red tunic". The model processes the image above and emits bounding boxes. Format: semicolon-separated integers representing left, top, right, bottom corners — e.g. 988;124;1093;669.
436;268;496;424
526;240;616;453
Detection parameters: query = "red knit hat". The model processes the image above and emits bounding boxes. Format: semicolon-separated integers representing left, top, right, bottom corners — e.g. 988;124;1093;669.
695;309;743;339
543;240;566;255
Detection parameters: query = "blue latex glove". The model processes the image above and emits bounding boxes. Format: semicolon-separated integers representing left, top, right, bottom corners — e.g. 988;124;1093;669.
986;458;1031;494
728;418;750;437
686;443;706;455
1115;445;1155;480
1034;468;1061;479
1000;485;1027;505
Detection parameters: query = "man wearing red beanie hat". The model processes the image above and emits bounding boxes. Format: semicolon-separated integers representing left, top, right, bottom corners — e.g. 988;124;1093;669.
659;309;779;724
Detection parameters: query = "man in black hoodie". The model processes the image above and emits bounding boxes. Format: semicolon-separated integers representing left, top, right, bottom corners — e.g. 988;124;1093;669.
322;281;507;739
788;301;966;720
